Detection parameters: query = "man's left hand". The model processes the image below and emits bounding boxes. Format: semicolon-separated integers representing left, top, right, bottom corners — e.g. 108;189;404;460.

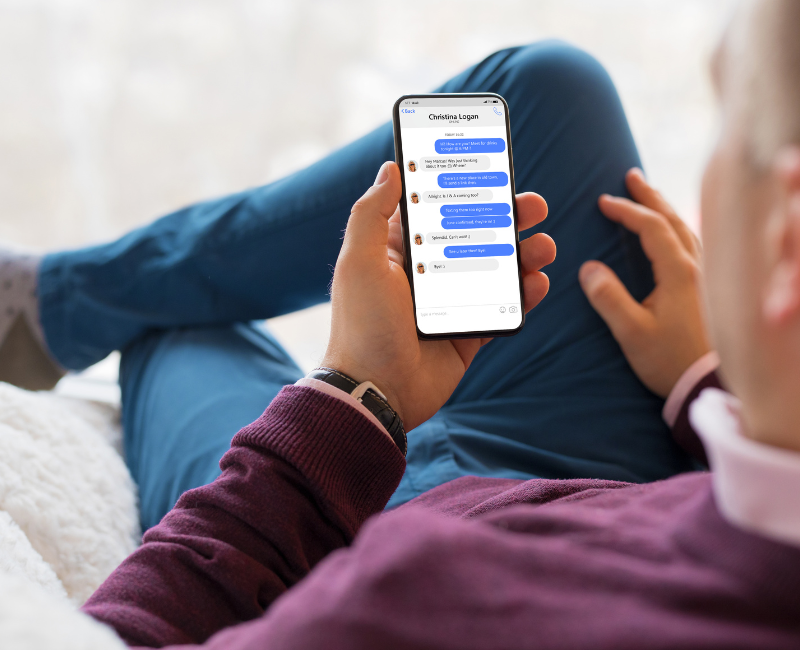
321;161;556;431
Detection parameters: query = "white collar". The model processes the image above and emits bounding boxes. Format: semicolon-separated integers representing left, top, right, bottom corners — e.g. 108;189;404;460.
691;388;800;548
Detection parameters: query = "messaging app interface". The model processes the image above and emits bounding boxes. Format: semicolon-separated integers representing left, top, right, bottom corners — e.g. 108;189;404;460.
399;96;522;335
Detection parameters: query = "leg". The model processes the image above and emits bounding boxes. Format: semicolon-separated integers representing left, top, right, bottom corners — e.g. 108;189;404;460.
120;322;303;529
39;127;395;370
389;42;695;506
35;41;642;380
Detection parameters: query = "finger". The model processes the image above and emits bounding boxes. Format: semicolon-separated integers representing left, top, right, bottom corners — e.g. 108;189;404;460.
520;233;556;274
387;206;403;257
522;270;550;313
387;245;404;267
343;162;402;255
515;192;548;232
625;168;701;257
598;194;693;284
449;337;485;372
578;260;649;342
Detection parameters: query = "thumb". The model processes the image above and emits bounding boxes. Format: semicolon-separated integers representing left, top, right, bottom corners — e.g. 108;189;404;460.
579;260;647;340
343;162;402;253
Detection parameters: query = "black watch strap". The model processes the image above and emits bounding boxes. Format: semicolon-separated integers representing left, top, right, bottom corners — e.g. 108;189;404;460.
307;367;407;456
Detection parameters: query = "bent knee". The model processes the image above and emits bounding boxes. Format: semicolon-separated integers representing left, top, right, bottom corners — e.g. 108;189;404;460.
502;41;621;111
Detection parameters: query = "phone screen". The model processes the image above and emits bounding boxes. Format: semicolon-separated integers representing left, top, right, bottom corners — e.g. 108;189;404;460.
393;94;524;338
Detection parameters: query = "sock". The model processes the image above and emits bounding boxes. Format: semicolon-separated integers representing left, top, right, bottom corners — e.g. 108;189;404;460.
0;248;64;390
0;249;43;343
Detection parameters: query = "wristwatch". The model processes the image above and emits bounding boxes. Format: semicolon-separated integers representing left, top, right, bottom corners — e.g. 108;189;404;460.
307;367;407;456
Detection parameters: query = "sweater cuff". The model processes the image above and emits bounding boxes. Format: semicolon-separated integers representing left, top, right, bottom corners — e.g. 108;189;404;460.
232;386;406;530
662;351;720;427
295;377;390;437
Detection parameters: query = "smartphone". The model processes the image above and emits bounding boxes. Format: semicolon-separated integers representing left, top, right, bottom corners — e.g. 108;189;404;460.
392;93;525;340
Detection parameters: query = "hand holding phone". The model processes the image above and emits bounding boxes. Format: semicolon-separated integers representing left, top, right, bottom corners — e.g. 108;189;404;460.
321;162;555;431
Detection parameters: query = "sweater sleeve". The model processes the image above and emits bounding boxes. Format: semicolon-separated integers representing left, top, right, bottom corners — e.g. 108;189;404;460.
81;386;406;648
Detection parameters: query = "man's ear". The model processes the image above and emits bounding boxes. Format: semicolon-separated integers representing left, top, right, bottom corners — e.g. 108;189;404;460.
763;147;800;325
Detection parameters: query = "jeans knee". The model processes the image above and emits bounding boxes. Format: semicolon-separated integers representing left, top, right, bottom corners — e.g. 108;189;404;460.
503;41;621;112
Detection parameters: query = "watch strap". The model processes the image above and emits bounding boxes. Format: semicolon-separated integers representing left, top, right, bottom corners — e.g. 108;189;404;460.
307;367;407;456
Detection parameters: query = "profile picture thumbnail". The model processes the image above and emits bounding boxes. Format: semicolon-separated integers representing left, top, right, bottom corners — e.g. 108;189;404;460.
408;160;417;172
410;192;420;204
416;262;426;274
414;233;423;245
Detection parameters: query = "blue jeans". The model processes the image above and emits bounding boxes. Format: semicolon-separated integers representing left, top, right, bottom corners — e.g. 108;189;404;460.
39;42;695;530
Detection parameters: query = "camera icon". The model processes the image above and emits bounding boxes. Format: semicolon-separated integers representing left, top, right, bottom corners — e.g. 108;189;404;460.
509;305;518;313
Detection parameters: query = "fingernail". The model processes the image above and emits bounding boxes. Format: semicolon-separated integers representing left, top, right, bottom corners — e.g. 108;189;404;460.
629;167;645;179
374;162;389;186
579;261;603;288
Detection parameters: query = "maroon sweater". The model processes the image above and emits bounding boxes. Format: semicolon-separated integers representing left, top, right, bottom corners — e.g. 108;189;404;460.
83;383;800;649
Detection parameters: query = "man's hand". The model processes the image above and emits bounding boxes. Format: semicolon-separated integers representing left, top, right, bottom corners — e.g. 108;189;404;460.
578;168;712;398
321;162;556;431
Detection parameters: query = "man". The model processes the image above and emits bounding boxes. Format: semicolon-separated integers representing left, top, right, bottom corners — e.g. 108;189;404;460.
1;1;798;646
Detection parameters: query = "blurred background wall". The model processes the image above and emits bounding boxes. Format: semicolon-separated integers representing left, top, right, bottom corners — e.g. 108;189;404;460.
0;0;737;382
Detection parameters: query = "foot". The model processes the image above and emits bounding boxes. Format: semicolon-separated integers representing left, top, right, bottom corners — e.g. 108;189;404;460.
0;249;65;390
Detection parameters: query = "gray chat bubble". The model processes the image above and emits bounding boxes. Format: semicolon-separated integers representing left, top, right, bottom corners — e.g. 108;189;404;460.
419;155;490;172
423;189;493;203
429;258;500;273
426;230;497;244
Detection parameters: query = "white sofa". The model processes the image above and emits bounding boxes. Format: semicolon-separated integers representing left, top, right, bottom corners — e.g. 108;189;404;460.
0;382;138;649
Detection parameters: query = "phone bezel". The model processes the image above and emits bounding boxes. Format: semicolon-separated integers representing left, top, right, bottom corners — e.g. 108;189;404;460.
392;92;526;341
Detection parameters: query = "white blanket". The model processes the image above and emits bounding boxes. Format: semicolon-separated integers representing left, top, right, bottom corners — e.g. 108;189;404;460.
0;383;139;649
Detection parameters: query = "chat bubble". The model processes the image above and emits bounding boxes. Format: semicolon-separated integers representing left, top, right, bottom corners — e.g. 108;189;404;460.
444;244;515;258
423;189;493;203
438;172;508;188
435;138;506;154
441;215;512;229
430;259;500;273
440;203;510;217
427;230;497;244
419;155;490;172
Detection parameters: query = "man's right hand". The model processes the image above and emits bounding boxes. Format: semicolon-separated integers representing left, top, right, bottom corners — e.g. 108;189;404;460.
578;168;712;398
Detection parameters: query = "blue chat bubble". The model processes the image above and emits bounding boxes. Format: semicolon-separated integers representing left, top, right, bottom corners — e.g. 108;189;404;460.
438;172;508;188
440;202;510;217
435;138;506;154
444;244;515;258
441;215;512;229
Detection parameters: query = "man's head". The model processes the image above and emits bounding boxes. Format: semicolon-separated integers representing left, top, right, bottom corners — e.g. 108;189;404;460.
701;0;800;448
